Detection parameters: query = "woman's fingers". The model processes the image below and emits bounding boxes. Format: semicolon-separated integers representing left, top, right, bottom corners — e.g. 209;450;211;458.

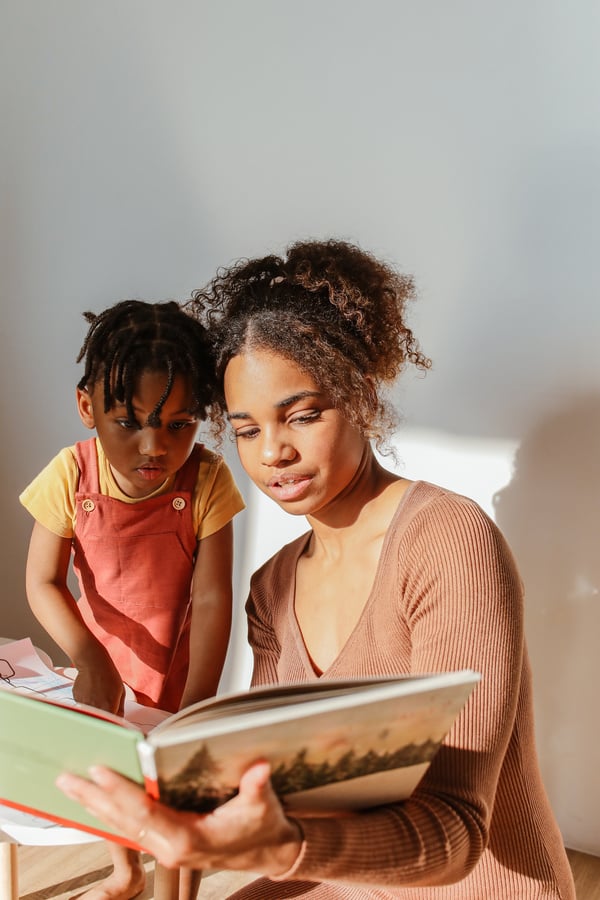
56;767;184;864
237;760;273;798
56;761;301;874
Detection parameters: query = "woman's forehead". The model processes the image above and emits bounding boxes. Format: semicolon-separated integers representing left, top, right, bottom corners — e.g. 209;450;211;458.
224;351;322;406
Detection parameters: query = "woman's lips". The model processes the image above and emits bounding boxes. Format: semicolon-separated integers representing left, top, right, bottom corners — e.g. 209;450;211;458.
266;474;312;501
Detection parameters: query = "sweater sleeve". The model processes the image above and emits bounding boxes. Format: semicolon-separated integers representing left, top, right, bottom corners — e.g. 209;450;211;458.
249;490;525;889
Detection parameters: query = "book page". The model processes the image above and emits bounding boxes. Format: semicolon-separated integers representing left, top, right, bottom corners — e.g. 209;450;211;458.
152;675;416;734
0;638;169;731
0;638;75;702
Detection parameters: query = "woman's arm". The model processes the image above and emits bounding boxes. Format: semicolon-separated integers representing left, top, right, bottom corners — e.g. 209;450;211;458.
25;520;124;713
178;522;234;708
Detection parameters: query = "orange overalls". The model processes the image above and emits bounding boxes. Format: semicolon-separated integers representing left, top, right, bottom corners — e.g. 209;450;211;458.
72;438;202;712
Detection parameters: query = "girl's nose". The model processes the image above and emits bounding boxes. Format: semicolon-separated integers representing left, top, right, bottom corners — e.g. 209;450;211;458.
139;427;168;457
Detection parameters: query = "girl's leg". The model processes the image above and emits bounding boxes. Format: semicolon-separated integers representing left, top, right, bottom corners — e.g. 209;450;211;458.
74;841;145;900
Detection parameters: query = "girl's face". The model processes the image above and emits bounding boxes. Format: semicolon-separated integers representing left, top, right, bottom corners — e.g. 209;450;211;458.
76;370;199;498
223;349;368;518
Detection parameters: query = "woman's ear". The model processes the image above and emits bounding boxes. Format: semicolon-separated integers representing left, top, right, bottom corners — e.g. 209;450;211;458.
76;387;96;429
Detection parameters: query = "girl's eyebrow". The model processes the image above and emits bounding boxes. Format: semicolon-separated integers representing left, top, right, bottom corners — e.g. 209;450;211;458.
227;391;322;422
113;401;196;417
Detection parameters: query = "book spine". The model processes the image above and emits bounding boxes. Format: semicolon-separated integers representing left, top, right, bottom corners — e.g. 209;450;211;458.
137;740;160;800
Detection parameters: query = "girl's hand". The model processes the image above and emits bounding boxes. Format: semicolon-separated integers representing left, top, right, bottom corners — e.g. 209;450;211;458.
73;655;125;716
56;762;303;874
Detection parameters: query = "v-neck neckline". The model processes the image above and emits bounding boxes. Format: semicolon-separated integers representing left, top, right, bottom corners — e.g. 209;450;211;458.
288;480;420;678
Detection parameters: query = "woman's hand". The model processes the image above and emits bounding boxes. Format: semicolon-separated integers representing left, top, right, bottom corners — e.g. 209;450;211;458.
56;761;303;874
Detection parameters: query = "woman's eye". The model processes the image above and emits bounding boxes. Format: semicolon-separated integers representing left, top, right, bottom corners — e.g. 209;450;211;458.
291;411;321;425
235;427;259;441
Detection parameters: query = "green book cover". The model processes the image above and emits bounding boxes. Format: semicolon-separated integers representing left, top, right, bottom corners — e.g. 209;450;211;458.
0;687;144;842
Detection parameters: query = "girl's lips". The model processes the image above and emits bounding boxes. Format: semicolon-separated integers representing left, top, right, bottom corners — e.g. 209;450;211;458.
266;474;312;502
137;466;165;481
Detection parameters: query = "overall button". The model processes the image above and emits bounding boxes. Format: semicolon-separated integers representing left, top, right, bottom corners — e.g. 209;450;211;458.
82;499;95;512
172;497;186;511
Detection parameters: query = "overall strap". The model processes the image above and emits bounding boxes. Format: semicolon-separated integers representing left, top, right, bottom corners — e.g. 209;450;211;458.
73;438;100;493
173;442;204;493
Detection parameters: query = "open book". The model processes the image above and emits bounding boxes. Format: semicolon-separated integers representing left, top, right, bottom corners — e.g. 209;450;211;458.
0;639;479;846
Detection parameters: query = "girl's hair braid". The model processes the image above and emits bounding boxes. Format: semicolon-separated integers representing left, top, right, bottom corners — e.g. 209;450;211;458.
76;299;215;424
188;239;430;447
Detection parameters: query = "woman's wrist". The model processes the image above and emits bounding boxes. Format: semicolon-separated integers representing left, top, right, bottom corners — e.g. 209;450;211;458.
264;817;304;878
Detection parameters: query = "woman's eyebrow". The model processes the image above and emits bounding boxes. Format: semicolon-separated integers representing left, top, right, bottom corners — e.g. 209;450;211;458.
274;390;322;409
227;391;322;422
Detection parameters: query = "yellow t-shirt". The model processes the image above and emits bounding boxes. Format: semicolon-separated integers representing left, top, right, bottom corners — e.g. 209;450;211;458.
19;438;245;541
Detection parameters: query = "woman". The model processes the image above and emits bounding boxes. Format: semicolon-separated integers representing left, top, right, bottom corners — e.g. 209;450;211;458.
58;239;575;898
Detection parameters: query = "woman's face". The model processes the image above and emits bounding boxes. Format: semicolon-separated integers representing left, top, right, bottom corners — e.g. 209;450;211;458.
223;349;369;518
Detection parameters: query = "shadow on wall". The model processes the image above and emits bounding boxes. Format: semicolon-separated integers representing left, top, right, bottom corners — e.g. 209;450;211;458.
493;393;600;854
0;503;71;666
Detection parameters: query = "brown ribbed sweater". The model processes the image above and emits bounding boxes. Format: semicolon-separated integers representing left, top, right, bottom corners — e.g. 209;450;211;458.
231;481;575;899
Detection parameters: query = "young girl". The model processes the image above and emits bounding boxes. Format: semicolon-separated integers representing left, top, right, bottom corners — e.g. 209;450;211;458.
57;244;576;898
21;299;244;900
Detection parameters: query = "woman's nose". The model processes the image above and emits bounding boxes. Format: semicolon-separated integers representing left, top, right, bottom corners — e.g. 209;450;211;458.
260;434;296;466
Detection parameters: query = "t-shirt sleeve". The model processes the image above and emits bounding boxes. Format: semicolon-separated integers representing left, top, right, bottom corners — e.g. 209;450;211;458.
19;446;79;538
193;450;245;541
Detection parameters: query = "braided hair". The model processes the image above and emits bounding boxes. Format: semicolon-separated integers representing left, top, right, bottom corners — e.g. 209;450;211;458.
77;300;215;426
188;239;430;447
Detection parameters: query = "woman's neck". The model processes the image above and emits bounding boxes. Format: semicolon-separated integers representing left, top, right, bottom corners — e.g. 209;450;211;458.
305;449;405;558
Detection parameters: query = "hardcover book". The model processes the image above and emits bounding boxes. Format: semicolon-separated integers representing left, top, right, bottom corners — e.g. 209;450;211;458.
0;639;479;846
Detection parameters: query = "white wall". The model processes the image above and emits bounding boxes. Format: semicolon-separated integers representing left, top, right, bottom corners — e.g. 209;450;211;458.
1;0;599;854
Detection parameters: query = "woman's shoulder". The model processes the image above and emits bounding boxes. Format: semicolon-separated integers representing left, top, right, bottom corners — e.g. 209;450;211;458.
395;479;500;539
402;479;487;512
390;480;513;574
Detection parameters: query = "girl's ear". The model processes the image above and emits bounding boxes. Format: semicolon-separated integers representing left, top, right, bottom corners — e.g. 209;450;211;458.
76;387;96;429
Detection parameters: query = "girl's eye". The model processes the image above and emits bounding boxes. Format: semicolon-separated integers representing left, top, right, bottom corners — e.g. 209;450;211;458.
116;419;138;430
169;420;196;432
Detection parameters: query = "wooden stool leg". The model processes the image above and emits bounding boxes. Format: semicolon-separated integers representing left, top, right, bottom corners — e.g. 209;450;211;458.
0;843;18;900
154;861;180;900
178;867;202;900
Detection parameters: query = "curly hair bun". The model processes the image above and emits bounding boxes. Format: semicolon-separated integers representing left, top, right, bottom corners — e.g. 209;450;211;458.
189;238;430;447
